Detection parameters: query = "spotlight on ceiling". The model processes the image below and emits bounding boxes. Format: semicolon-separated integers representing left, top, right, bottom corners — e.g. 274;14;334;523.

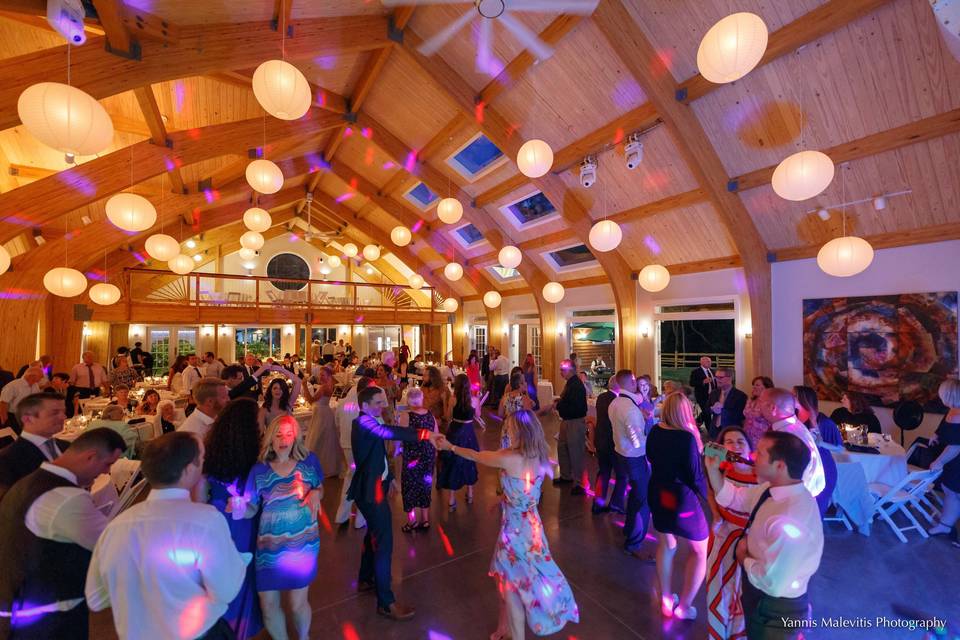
624;133;644;170
873;196;887;211
579;155;597;189
817;208;830;221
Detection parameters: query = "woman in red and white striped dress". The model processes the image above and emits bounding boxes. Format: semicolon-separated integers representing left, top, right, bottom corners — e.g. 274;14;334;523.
706;426;757;639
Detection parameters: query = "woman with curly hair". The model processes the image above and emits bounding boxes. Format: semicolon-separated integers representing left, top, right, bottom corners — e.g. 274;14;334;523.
742;376;774;448
259;365;302;431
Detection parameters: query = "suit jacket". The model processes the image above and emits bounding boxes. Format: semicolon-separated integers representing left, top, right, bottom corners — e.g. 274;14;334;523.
346;413;427;504
0;437;71;503
688;367;716;405
480;355;491;378
706;386;747;436
593;390;617;454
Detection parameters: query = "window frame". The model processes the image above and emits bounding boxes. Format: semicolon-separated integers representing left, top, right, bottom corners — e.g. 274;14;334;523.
541;242;599;274
445;131;508;182
499;189;560;231
402;181;440;211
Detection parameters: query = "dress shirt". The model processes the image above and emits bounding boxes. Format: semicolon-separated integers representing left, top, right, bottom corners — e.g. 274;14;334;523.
715;480;823;598
337;387;360;448
492;355;511;376
440;365;457;383
25;463;108;551
608;389;647;457
203;360;224;379
770;416;826;497
177;408;216;440
322;343;335;356
20;430;63;461
182;366;204;396
85;488;250;640
0;377;41;413
68;362;107;389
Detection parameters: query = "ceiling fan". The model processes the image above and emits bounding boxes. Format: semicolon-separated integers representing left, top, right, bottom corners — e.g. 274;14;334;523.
382;0;599;62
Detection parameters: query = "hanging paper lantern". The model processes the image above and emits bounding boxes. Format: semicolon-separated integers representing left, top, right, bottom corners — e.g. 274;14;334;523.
437;197;464;224
252;59;312;120
498;245;522;269
168;254;194;275
443;297;459;313
444;262;463;281
243;207;272;232
638;264;671;292
240;231;265;251
483;290;502;308
542;281;565;303
817;236;874;277
17;83;114;162
238;247;258;261
145;234;180;262
326;255;342;269
516;139;554;178
245;159;284;194
0;246;9;275
772;150;835;201
318;265;331;276
343;243;358;258
589;219;623;252
43;267;87;297
89;282;121;305
390;226;412;246
105;193;157;232
696;13;768;84
362;244;381;261
408;273;425;290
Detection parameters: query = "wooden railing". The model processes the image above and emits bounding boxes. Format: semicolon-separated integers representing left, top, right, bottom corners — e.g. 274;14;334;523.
659;352;736;370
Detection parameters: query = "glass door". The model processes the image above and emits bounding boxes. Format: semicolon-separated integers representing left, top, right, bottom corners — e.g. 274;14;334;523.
148;328;170;376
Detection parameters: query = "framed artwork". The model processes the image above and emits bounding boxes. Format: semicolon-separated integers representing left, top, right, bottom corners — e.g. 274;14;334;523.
802;292;958;411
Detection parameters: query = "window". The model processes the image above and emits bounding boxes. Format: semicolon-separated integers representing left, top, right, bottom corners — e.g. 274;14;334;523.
657;302;736;313
148;328;170;376
453;223;485;247
403;182;439;210
545;244;597;271
531;325;542;377
236;327;282;361
572;308;616;317
176;328;197;355
501;191;558;228
474;326;487;356
489;265;520;281
267;253;310;291
446;133;507;181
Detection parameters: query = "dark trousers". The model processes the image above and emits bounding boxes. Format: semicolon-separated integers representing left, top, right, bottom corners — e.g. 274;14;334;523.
613;453;651;551
355;496;396;609
695;397;711;427
593;447;616;509
3;601;88;640
740;575;811;640
195;617;237;640
491;374;508;406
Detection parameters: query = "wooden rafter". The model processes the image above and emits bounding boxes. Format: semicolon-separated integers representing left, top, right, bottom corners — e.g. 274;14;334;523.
770;222;960;263
207;69;349;115
132;86;186;194
90;0;137;58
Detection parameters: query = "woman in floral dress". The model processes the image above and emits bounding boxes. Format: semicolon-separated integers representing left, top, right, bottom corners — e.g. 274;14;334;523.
742;376;774;448
398;387;437;531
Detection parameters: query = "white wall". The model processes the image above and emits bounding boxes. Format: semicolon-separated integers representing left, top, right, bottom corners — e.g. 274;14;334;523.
772;239;960;444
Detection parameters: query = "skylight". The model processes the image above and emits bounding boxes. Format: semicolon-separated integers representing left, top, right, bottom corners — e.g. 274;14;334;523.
501;191;558;229
489;265;520;281
453;223;484;246
446;133;506;181
403;182;439;210
545;244;597;271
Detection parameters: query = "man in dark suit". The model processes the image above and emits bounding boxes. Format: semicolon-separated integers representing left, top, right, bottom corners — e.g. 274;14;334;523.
706;367;748;439
0;393;70;502
688;356;716;427
347;385;441;622
591;376;620;514
222;365;261;402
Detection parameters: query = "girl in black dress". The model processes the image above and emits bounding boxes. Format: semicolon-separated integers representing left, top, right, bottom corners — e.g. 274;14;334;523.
928;380;960;539
399;387;437;531
830;391;882;434
439;373;479;510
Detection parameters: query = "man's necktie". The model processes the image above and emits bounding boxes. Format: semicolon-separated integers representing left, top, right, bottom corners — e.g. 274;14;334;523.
43;439;58;460
744;488;772;534
87;364;95;388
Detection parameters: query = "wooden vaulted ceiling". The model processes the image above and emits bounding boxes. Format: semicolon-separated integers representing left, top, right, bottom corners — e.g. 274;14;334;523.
1;0;959;310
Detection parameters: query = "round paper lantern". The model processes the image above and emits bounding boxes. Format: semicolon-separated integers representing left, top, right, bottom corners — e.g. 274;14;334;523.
696;13;768;84
343;243;358;258
362;244;381;261
542;281;565;303
145;234;180;262
326;255;342;269
243;207;272;232
483;290;502;308
516;139;554;178
443;297;459;313
817;236;874;277
89;282;121;306
318;265;331;276
638;264;671;292
168;254;194;275
0;246;9;275
443;262;463;282
240;231;265;251
238;247;258;261
408;273;425;290
245;159;284;194
589;219;623;252
498;245;522;269
105;193;157;232
251;59;312;120
772;150;835;201
17;83;114;161
437;197;463;224
43;267;87;297
390;226;412;246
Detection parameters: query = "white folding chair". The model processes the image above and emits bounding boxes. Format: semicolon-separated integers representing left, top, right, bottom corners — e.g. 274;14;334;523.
868;469;942;543
822;500;853;531
904;470;943;524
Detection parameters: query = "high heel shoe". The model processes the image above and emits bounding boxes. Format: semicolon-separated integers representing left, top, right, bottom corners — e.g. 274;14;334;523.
658;592;679;617
674;604;698;620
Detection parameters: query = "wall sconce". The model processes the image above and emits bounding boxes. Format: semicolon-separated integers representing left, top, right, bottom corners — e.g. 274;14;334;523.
640;325;651;339
556;322;565;335
130;324;144;338
463;326;470;336
201;326;213;337
355;326;364;334
741;323;753;340
219;326;232;336
283;325;294;337
502;323;509;335
82;325;92;337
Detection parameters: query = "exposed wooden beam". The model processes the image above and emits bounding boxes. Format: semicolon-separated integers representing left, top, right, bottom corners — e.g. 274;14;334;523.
273;0;294;35
209;69;349;115
769;223;960;262
8;163;160;197
90;0;137;58
133;85;187;194
105;112;153;137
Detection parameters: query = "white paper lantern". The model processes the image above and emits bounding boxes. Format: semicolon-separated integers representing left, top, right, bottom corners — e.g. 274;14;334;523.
444;262;463;282
145;234;180;262
589;219;623;252
326;255;342;269
251;59;312;120
696;13;768;84
498;245;522;269
437;197;464;224
240;231;265;251
43;267;87;297
542;281;565;303
318;265;331;276
772;150;835;201
390;226;412;246
408;274;425;290
168;254;194;275
0;246;9;275
238;247;258;261
362;244;381;261
243;207;272;232
17;83;114;161
516;139;554;178
638;264;671;292
443;297;459;313
105;193;157;232
89;282;121;305
817;236;874;277
483;290;502;308
343;243;358;258
245;159;284;194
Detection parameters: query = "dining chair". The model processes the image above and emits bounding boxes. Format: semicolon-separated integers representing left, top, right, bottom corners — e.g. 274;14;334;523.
868;468;942;542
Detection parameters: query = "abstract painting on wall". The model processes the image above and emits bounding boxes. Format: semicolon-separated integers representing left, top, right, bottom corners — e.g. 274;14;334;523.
803;292;959;411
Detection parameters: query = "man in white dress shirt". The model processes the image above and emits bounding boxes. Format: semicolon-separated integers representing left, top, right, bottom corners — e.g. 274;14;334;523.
86;432;249;640
706;431;824;639
490;348;511;406
439;359;458;385
759;388;825;497
0;366;43;432
67;352;108;399
202;352;224;379
177;378;228;441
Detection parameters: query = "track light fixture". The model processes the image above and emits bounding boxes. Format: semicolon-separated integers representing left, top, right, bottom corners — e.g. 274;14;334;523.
579;155;597;189
624;132;644;170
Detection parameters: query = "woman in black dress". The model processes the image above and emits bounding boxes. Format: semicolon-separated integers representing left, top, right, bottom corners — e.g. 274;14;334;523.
646;392;708;621
928;379;960;539
438;373;479;510
830;390;882;434
399;387;437;531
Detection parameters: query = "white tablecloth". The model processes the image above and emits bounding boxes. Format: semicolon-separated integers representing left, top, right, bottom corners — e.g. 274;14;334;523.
57;417;155;443
838;440;907;485
830;439;908;535
537;380;555;404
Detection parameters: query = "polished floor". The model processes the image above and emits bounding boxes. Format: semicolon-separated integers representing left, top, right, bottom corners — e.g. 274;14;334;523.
91;411;959;640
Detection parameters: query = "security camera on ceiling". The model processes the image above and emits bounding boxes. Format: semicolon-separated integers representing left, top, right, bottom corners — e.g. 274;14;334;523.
579;156;598;188
47;0;87;45
625;133;644;170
